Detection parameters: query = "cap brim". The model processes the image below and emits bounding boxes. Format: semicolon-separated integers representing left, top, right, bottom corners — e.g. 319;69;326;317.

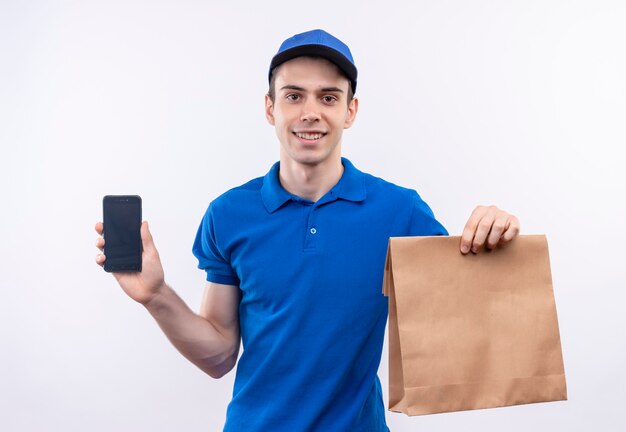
269;44;357;94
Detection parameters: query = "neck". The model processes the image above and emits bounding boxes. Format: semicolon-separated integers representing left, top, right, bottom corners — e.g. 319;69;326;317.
278;156;344;202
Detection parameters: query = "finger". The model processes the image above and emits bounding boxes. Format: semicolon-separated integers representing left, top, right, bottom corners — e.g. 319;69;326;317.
141;221;155;250
96;237;105;252
460;206;487;254
500;216;521;243
95;253;106;267
486;214;509;249
472;207;498;253
95;222;103;235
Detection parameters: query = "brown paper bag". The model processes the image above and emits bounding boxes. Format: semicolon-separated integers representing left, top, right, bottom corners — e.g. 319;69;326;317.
383;235;567;415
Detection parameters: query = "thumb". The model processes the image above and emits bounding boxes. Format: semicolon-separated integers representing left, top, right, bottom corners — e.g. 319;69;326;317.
141;220;156;250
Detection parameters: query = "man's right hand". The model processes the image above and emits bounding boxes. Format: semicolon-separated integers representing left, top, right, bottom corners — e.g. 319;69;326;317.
95;221;166;306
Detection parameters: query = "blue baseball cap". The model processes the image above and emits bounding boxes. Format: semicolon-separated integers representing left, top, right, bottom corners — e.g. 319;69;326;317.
269;29;358;94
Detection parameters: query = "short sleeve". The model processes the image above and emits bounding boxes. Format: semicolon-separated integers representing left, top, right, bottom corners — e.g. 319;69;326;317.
408;191;449;236
192;203;240;286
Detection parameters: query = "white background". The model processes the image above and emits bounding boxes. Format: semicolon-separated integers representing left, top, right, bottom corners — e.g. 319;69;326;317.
1;0;625;430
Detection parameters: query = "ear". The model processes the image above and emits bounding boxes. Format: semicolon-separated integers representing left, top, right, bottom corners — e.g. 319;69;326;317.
343;97;359;129
265;94;275;126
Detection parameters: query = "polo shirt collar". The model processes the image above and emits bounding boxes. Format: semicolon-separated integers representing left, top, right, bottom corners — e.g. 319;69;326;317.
261;157;367;213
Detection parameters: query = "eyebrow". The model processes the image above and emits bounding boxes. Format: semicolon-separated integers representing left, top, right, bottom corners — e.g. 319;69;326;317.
279;85;344;93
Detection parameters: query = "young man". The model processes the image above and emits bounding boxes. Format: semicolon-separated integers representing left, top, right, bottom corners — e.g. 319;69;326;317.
95;30;520;431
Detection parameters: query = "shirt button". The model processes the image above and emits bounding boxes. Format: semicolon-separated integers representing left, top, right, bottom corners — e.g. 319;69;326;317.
310;227;317;234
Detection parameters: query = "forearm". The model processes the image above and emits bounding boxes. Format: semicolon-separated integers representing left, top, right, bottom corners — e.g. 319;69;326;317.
143;283;239;378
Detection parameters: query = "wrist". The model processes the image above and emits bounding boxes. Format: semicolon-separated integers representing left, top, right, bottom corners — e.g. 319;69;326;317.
142;281;170;313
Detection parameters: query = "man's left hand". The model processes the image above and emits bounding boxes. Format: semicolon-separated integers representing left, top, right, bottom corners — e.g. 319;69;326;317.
460;205;520;254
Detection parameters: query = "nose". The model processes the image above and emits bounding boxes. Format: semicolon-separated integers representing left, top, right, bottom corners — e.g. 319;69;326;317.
300;98;321;122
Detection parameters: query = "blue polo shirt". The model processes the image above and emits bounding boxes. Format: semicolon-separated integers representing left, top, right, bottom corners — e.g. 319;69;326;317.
193;158;447;431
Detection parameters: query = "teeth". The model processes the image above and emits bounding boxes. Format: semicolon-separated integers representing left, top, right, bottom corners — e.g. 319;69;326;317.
296;132;323;140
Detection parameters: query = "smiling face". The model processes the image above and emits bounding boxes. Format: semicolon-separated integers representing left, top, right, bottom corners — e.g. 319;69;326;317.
265;56;358;168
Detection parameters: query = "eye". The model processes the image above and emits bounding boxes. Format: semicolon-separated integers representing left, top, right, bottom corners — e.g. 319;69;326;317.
286;93;300;101
322;95;338;104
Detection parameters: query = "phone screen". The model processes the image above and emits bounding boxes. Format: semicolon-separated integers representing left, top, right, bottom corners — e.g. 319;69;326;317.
103;195;142;272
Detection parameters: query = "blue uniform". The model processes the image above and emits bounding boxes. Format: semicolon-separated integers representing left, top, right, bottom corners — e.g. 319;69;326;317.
193;158;447;431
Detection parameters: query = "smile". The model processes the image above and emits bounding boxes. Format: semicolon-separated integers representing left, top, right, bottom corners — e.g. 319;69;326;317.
293;131;326;141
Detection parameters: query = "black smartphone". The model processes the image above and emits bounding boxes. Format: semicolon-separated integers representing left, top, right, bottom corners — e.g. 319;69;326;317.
102;195;142;272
